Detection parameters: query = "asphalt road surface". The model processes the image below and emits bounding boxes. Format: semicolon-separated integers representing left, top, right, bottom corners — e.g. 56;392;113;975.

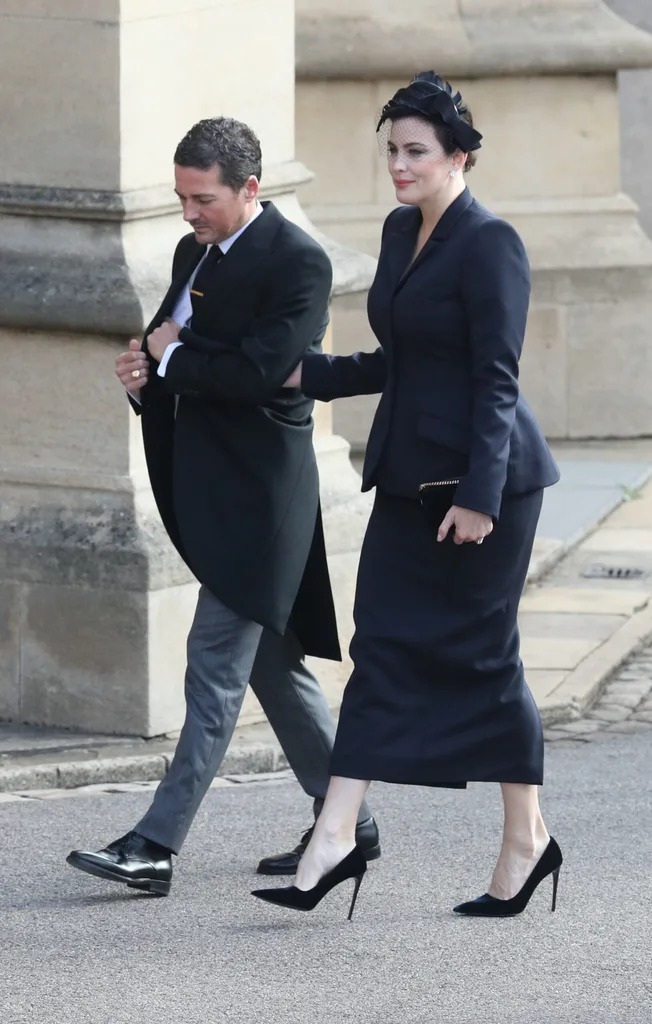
1;732;650;1024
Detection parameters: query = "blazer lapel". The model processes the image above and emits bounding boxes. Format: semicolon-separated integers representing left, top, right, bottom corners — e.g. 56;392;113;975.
394;188;475;293
385;207;420;292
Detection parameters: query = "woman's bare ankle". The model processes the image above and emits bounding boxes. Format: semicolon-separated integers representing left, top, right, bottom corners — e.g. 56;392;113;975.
503;821;549;858
314;820;356;846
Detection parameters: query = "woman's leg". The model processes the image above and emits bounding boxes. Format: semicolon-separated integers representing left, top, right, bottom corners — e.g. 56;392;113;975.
488;783;550;899
295;776;371;891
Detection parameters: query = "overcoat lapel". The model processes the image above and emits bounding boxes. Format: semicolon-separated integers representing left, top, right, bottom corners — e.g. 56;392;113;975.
194;201;283;320
149;201;285;333
156;243;205;326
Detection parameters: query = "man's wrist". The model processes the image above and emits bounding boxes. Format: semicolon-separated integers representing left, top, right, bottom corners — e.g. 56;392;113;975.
158;340;184;377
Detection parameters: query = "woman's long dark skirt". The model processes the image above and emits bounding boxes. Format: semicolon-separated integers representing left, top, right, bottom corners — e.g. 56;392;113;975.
330;487;545;787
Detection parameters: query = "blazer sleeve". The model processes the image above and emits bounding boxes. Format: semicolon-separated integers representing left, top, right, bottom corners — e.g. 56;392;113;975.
301;347;387;402
453;218;530;519
161;245;332;405
299;209;401;402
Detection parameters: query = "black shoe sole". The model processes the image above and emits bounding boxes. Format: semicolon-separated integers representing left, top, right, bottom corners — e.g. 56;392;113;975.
66;853;171;896
256;843;381;877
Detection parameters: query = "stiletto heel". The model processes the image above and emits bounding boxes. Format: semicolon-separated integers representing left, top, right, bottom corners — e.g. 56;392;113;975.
453;836;563;918
551;865;560;912
347;873;365;920
252;846;367;918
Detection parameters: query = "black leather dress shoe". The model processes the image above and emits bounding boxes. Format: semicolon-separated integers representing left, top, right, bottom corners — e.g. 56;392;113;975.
66;832;173;896
256;816;381;876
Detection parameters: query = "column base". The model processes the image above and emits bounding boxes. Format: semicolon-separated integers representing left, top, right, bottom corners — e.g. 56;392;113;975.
0;486;198;737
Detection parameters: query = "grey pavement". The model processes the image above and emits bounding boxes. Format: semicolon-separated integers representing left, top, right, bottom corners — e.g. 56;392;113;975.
536;456;651;549
1;728;651;1024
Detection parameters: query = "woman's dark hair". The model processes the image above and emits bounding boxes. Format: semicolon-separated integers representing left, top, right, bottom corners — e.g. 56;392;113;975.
174;117;262;191
377;72;481;172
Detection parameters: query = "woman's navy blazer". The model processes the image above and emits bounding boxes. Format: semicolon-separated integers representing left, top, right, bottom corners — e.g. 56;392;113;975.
303;189;559;519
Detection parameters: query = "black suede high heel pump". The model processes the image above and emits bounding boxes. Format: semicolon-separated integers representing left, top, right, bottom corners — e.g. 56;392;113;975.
453;836;563;917
251;846;367;919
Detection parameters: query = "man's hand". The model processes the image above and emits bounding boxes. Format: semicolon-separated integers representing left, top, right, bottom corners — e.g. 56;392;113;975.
438;505;494;545
116;339;149;395
146;320;181;363
283;362;302;388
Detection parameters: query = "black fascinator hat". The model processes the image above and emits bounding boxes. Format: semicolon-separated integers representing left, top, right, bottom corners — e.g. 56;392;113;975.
377;72;482;155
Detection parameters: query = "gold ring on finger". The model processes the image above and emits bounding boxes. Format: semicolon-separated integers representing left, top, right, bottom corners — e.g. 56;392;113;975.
131;369;141;379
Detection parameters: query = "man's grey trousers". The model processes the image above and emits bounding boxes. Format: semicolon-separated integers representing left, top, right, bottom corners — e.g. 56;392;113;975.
135;586;372;853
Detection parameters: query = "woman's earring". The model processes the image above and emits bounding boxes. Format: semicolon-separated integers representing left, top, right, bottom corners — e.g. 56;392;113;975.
449;170;458;178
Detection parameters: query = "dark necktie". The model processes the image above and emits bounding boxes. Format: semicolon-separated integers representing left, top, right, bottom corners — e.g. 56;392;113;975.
189;245;223;320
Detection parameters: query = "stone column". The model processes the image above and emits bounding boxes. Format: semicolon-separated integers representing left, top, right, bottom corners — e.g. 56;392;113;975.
296;0;652;446
0;1;373;734
607;0;652;237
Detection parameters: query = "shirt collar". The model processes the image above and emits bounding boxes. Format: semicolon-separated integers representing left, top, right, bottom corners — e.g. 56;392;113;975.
213;200;264;256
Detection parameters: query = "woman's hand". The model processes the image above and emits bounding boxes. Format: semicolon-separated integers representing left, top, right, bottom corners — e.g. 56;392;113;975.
283;362;302;388
438;505;494;545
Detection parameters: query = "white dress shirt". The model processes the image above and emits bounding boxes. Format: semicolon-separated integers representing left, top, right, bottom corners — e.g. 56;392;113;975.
156;200;264;377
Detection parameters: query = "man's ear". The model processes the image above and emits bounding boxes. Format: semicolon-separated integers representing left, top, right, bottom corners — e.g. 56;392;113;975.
243;175;260;202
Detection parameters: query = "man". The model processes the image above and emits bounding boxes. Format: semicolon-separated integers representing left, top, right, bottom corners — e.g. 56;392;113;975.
66;117;379;896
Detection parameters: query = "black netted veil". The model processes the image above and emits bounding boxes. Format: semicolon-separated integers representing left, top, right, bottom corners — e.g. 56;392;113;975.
377;72;482;155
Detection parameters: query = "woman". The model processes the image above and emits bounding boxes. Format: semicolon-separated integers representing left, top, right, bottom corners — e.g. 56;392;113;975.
252;72;563;919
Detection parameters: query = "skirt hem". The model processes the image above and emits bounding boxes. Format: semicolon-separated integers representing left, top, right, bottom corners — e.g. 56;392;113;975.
330;755;543;789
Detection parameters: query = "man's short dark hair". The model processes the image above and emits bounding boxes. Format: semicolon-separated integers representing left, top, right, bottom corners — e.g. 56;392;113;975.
174;117;262;191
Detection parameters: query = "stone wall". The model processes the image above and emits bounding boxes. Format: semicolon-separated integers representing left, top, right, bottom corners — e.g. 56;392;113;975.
0;0;373;735
296;1;652;448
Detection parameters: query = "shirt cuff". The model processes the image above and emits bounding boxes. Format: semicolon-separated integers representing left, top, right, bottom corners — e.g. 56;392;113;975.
157;341;184;377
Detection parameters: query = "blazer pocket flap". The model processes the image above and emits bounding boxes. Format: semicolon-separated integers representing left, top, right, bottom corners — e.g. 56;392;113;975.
417;413;470;454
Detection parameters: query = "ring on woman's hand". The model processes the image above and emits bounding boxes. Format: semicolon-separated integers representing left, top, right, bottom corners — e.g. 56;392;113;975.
476;538;484;545
131;369;141;379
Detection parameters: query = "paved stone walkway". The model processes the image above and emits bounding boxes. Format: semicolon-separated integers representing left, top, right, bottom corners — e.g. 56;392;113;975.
520;476;652;720
544;641;652;742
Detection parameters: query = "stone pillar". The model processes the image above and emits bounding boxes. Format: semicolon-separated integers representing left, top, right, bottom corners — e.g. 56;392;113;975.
296;0;652;446
0;1;373;734
607;0;652;237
